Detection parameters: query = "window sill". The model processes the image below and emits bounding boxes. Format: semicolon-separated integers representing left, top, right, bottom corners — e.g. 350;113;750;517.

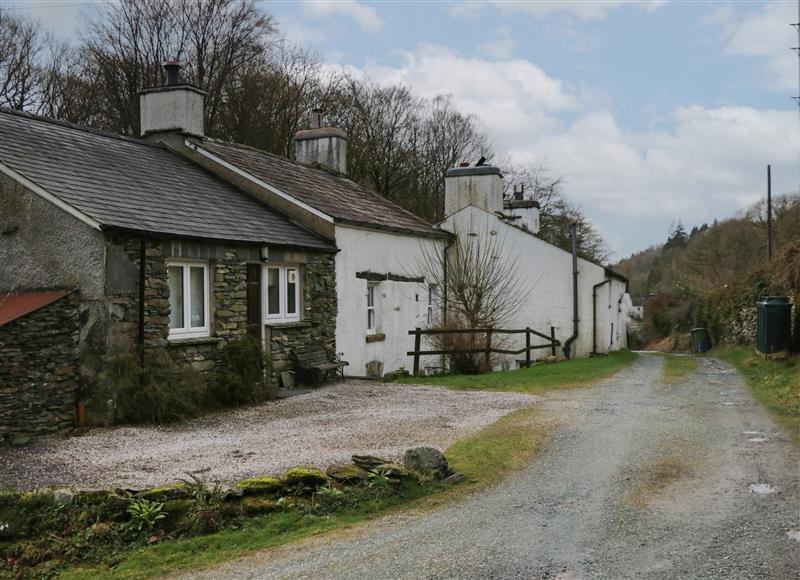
366;333;386;343
167;336;221;347
266;320;309;330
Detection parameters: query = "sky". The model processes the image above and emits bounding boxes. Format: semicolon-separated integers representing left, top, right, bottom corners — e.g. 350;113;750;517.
8;0;800;259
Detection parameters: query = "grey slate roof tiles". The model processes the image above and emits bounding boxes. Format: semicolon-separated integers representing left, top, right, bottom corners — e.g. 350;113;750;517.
199;140;449;238
0;109;335;251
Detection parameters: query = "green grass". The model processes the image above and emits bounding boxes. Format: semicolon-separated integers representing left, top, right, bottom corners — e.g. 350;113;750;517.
399;350;638;393
712;345;800;438
660;355;699;383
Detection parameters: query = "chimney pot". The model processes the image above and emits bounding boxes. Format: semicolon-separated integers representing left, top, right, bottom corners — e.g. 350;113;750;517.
164;60;182;86
311;108;323;129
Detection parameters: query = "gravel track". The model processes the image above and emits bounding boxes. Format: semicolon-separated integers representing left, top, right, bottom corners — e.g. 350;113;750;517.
0;382;538;490
194;355;800;579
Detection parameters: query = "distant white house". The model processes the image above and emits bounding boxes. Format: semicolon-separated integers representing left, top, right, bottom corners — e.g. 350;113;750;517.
437;165;630;362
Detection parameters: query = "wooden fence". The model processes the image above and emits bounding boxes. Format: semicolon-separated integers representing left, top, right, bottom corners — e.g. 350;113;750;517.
407;326;560;376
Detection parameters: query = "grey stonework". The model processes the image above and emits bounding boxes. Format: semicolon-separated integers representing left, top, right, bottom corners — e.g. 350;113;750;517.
0;291;80;441
267;252;337;387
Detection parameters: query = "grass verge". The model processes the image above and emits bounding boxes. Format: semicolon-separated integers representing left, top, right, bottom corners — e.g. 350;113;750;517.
660;355;699;383
711;345;800;438
398;350;637;393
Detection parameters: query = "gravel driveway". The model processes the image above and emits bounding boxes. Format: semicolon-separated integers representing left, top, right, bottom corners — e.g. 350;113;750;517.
194;355;800;579
0;381;537;490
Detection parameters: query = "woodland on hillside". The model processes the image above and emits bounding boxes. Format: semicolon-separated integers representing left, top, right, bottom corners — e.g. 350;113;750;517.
616;194;800;350
0;0;607;262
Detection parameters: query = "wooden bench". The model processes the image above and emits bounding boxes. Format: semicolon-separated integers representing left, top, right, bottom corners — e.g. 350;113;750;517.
291;345;348;384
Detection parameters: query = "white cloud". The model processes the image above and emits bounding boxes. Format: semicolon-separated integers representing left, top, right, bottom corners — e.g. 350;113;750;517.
449;0;665;21
707;2;797;91
301;1;383;34
362;44;580;147
477;26;517;59
341;44;799;253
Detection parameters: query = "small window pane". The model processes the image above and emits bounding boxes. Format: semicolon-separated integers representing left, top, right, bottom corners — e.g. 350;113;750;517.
267;268;280;315
189;266;205;328
367;285;374;307
168;266;184;329
286;268;297;315
368;309;375;331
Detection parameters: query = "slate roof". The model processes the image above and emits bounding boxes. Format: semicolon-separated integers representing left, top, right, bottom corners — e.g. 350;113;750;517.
0;109;335;251
199;140;449;238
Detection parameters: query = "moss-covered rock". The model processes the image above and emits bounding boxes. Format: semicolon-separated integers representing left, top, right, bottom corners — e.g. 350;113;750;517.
240;497;280;516
326;463;368;483
235;476;284;496
283;467;327;489
139;482;191;502
161;498;195;530
374;463;409;480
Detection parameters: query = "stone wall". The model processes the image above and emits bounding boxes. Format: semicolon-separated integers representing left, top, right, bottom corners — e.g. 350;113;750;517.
268;252;337;386
0;291;80;441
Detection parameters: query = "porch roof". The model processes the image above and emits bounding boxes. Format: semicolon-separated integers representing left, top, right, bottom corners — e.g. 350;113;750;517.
0;291;69;326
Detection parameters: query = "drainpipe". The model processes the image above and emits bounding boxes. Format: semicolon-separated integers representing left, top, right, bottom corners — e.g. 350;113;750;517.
592;277;611;356
138;235;146;367
563;223;579;359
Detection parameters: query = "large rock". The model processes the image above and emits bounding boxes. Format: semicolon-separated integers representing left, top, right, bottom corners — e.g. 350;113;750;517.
326;463;368;483
403;447;451;479
283;467;327;489
352;455;390;471
235;476;283;496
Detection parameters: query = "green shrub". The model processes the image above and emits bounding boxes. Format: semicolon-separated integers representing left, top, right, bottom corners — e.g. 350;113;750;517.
127;499;167;532
209;336;269;407
111;351;207;424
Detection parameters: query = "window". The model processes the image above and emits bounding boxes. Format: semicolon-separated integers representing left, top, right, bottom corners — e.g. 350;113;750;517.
265;264;301;323
167;262;210;338
367;283;377;334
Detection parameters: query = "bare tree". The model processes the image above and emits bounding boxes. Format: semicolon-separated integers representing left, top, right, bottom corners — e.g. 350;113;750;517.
501;161;610;263
417;224;532;373
0;12;46;110
80;0;275;135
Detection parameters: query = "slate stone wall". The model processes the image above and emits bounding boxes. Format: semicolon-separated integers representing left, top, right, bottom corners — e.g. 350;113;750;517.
0;291;80;441
268;252;337;386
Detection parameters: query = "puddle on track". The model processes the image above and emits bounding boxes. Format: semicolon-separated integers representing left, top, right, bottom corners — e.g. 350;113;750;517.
749;483;777;494
787;529;800;542
747;437;768;442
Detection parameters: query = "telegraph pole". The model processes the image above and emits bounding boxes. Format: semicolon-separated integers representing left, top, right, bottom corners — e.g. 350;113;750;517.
768;164;773;259
793;0;800;195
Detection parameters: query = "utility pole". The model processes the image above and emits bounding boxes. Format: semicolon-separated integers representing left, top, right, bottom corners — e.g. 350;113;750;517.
768;164;773;260
793;0;800;195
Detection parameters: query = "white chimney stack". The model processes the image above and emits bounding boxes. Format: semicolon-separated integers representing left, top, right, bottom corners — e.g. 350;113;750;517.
503;186;541;234
444;164;503;217
139;61;205;137
293;109;347;175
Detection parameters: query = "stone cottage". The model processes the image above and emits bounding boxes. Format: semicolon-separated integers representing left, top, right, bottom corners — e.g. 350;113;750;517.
0;106;337;437
140;63;451;378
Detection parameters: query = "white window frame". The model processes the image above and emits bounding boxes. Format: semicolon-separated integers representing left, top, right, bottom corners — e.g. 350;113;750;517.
264;264;301;324
367;282;378;335
167;261;210;339
427;284;438;325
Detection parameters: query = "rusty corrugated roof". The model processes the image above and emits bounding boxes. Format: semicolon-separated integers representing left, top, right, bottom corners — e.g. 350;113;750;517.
0;291;69;326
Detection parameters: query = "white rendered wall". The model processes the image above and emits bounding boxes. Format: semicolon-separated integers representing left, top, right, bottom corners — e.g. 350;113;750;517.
334;225;447;376
439;206;628;363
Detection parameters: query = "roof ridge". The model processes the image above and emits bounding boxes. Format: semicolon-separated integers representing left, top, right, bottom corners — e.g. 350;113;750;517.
0;107;159;148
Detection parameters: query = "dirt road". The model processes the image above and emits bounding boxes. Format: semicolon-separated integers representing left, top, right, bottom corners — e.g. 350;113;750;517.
194;354;800;579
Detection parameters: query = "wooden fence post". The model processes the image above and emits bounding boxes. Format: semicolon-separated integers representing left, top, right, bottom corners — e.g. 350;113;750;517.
485;329;493;370
413;328;421;376
550;326;557;357
525;328;531;368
